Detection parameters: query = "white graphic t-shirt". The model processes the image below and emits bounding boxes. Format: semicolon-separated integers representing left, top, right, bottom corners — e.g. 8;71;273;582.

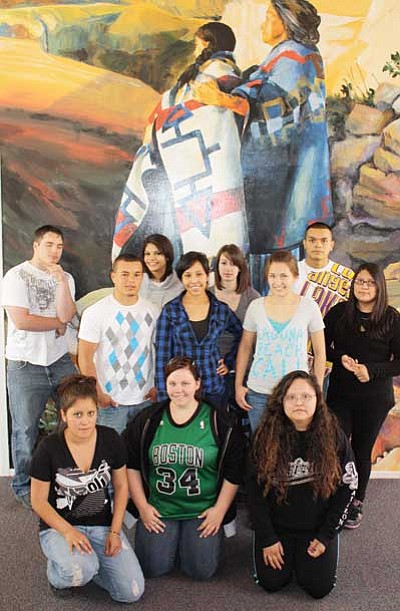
244;297;324;394
79;295;159;405
2;261;75;365
293;259;354;317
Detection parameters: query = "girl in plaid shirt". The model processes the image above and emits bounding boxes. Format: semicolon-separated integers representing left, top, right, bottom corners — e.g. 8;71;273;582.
155;252;242;411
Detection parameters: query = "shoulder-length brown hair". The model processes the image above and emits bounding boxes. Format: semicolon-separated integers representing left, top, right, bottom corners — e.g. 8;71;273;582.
142;234;174;282
164;356;202;402
252;370;342;502
214;244;250;293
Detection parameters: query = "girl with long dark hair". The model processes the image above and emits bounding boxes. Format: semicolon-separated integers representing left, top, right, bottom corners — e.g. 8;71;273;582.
324;263;400;528
140;234;182;308
250;370;357;598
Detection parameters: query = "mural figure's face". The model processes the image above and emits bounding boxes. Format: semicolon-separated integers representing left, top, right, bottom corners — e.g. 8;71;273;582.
261;1;288;46
144;242;167;280
111;260;143;301
267;261;297;298
166;367;200;409
218;253;240;287
194;35;209;58
181;261;208;297
61;397;97;440
303;228;334;268
283;378;317;431
353;270;378;310
32;232;63;269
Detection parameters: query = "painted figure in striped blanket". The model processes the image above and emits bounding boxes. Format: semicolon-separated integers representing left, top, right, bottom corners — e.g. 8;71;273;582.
112;22;248;261
193;1;333;265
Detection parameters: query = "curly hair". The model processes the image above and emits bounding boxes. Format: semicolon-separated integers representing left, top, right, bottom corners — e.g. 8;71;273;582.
252;370;342;502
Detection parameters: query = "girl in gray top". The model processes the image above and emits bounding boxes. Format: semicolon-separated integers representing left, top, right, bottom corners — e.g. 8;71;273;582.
211;244;259;411
140;234;182;309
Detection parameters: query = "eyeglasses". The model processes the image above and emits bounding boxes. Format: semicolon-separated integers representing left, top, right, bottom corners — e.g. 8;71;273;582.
284;393;316;404
354;279;376;288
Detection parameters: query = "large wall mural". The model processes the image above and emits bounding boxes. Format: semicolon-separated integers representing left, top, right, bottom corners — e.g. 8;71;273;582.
1;0;399;470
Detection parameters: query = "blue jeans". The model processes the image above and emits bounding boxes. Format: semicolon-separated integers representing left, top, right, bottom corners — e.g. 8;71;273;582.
7;353;76;497
39;526;144;603
135;518;222;580
247;389;269;433
96;399;152;434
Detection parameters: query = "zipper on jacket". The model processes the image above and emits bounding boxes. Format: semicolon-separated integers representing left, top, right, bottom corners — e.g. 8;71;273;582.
140;418;151;489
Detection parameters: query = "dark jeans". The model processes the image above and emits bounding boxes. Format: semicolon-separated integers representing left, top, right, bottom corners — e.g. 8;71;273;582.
253;532;339;599
329;397;391;501
7;353;76;497
135;518;222;580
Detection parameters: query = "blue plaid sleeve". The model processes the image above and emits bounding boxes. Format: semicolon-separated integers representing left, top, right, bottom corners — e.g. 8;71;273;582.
155;305;174;400
224;309;243;369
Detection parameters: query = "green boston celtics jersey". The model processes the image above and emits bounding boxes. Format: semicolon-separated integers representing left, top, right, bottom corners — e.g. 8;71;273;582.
148;403;219;519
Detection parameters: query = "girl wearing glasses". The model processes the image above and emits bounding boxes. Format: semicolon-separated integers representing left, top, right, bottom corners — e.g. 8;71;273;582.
123;357;244;579
324;263;400;529
249;370;357;598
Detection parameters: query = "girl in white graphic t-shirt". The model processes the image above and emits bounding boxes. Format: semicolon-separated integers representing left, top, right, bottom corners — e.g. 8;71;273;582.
235;251;325;432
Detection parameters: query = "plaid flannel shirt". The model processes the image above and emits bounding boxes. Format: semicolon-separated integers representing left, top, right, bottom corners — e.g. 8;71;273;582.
155;291;242;400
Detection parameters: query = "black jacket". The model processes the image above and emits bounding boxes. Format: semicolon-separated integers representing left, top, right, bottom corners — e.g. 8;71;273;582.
248;429;357;549
123;400;245;524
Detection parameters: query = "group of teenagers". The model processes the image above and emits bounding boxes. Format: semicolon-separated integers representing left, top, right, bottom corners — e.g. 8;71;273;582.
3;221;400;604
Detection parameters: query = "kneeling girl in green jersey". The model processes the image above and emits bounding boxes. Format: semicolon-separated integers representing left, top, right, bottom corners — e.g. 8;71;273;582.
123;356;245;579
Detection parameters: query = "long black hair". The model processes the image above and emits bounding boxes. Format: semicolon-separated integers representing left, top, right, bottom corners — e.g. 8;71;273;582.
175;22;236;90
252;370;342;502
340;262;399;339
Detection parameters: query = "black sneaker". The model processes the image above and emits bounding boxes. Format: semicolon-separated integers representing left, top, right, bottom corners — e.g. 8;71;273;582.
345;499;363;529
49;584;74;599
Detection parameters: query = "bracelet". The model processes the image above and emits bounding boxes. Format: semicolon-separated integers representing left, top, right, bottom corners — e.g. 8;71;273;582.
110;530;121;536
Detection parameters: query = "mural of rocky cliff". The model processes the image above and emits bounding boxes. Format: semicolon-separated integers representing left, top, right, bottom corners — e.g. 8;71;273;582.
331;84;400;278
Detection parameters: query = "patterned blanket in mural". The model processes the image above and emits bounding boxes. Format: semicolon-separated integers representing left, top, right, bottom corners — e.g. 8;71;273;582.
113;51;248;260
233;39;333;254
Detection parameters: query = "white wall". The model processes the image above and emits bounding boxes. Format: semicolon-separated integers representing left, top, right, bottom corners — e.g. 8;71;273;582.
0;156;11;475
